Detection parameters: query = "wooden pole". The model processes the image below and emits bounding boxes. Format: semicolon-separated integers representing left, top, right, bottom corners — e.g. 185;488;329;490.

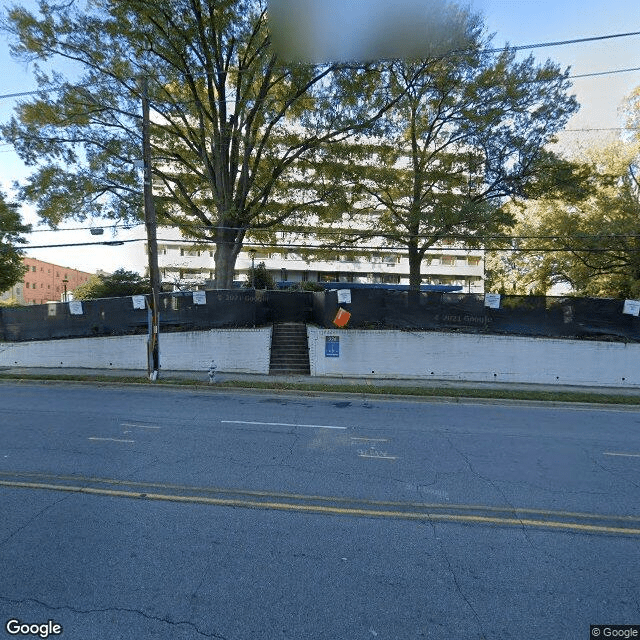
142;76;161;380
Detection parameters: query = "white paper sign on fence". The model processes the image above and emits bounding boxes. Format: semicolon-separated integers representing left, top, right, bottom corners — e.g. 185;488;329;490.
68;301;84;315
337;289;351;304
132;295;146;310
484;293;501;309
623;299;640;316
193;290;207;305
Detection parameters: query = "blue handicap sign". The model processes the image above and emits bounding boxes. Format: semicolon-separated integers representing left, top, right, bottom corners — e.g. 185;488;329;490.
325;336;340;357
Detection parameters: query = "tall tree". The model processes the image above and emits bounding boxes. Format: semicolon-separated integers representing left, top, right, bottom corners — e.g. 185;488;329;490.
72;268;150;299
486;140;640;298
1;0;411;288
0;191;31;294
315;23;579;291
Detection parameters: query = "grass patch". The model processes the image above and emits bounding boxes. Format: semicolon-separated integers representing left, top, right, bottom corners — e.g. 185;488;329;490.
1;371;639;406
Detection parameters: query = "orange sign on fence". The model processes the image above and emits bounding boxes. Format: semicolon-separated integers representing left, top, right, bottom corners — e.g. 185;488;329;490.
333;307;351;327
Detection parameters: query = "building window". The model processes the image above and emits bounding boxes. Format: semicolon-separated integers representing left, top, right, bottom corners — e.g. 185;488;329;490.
468;257;481;266
441;256;456;266
32;266;36;272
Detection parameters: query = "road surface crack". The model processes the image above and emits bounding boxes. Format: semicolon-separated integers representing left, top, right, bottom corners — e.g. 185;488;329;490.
584;446;640;490
0;494;71;548
445;436;540;551
424;521;488;639
0;595;228;639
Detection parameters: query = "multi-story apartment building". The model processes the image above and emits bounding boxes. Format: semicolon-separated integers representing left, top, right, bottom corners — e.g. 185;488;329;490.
151;227;484;292
1;258;93;305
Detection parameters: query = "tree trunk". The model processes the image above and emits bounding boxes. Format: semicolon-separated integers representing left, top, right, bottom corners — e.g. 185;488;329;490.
214;226;243;289
408;242;423;292
407;241;423;307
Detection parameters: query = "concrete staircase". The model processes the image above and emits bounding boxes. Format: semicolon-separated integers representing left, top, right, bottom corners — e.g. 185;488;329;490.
269;322;310;375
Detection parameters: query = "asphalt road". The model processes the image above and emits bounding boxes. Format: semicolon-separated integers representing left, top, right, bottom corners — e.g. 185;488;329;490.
0;381;639;640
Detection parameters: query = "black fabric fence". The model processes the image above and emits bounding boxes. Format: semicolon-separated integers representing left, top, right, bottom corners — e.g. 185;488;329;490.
0;290;261;342
2;288;640;342
311;290;640;342
257;290;313;323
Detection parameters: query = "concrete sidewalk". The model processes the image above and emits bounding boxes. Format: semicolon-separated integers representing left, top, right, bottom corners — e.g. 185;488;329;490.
2;366;640;398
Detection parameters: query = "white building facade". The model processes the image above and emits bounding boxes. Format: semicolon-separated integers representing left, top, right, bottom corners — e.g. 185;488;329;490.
151;227;485;292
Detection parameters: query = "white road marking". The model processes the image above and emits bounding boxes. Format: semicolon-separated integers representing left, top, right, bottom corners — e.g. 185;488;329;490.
358;453;398;460
604;452;640;458
120;423;161;430
351;437;389;443
88;437;135;443
221;420;346;430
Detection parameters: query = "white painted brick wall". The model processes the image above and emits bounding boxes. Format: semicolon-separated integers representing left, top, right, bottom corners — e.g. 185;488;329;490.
0;328;272;374
4;326;640;387
308;327;640;387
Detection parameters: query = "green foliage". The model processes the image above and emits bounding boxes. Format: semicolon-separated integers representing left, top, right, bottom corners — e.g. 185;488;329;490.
244;262;275;290
2;0;400;289
296;281;325;292
0;297;22;307
72;268;149;299
486;140;640;298
315;25;579;290
0;191;31;293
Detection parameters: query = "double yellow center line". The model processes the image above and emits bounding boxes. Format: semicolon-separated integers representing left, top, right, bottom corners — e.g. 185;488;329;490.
1;471;639;536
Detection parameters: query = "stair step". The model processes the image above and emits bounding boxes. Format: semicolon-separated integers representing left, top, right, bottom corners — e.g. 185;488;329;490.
270;322;310;376
271;349;309;356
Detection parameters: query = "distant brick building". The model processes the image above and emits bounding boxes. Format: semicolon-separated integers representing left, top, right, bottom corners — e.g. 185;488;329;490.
1;258;93;305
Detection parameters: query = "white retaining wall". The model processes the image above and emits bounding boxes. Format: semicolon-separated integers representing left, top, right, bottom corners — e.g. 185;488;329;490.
308;327;640;387
3;326;640;387
0;328;272;374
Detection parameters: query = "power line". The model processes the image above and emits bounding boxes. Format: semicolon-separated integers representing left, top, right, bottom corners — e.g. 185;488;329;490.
570;66;640;79
19;236;640;254
488;30;640;53
1;63;639;103
0;89;42;100
26;222;144;233
23;239;140;249
561;127;640;132
1;29;640;103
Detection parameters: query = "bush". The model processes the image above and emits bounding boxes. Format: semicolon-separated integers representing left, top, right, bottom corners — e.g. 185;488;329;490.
0;297;22;307
244;262;276;290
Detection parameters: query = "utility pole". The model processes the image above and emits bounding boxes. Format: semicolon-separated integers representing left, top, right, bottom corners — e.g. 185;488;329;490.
142;76;161;380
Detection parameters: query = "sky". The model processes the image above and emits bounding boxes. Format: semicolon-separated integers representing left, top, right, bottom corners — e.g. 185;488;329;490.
1;0;640;276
